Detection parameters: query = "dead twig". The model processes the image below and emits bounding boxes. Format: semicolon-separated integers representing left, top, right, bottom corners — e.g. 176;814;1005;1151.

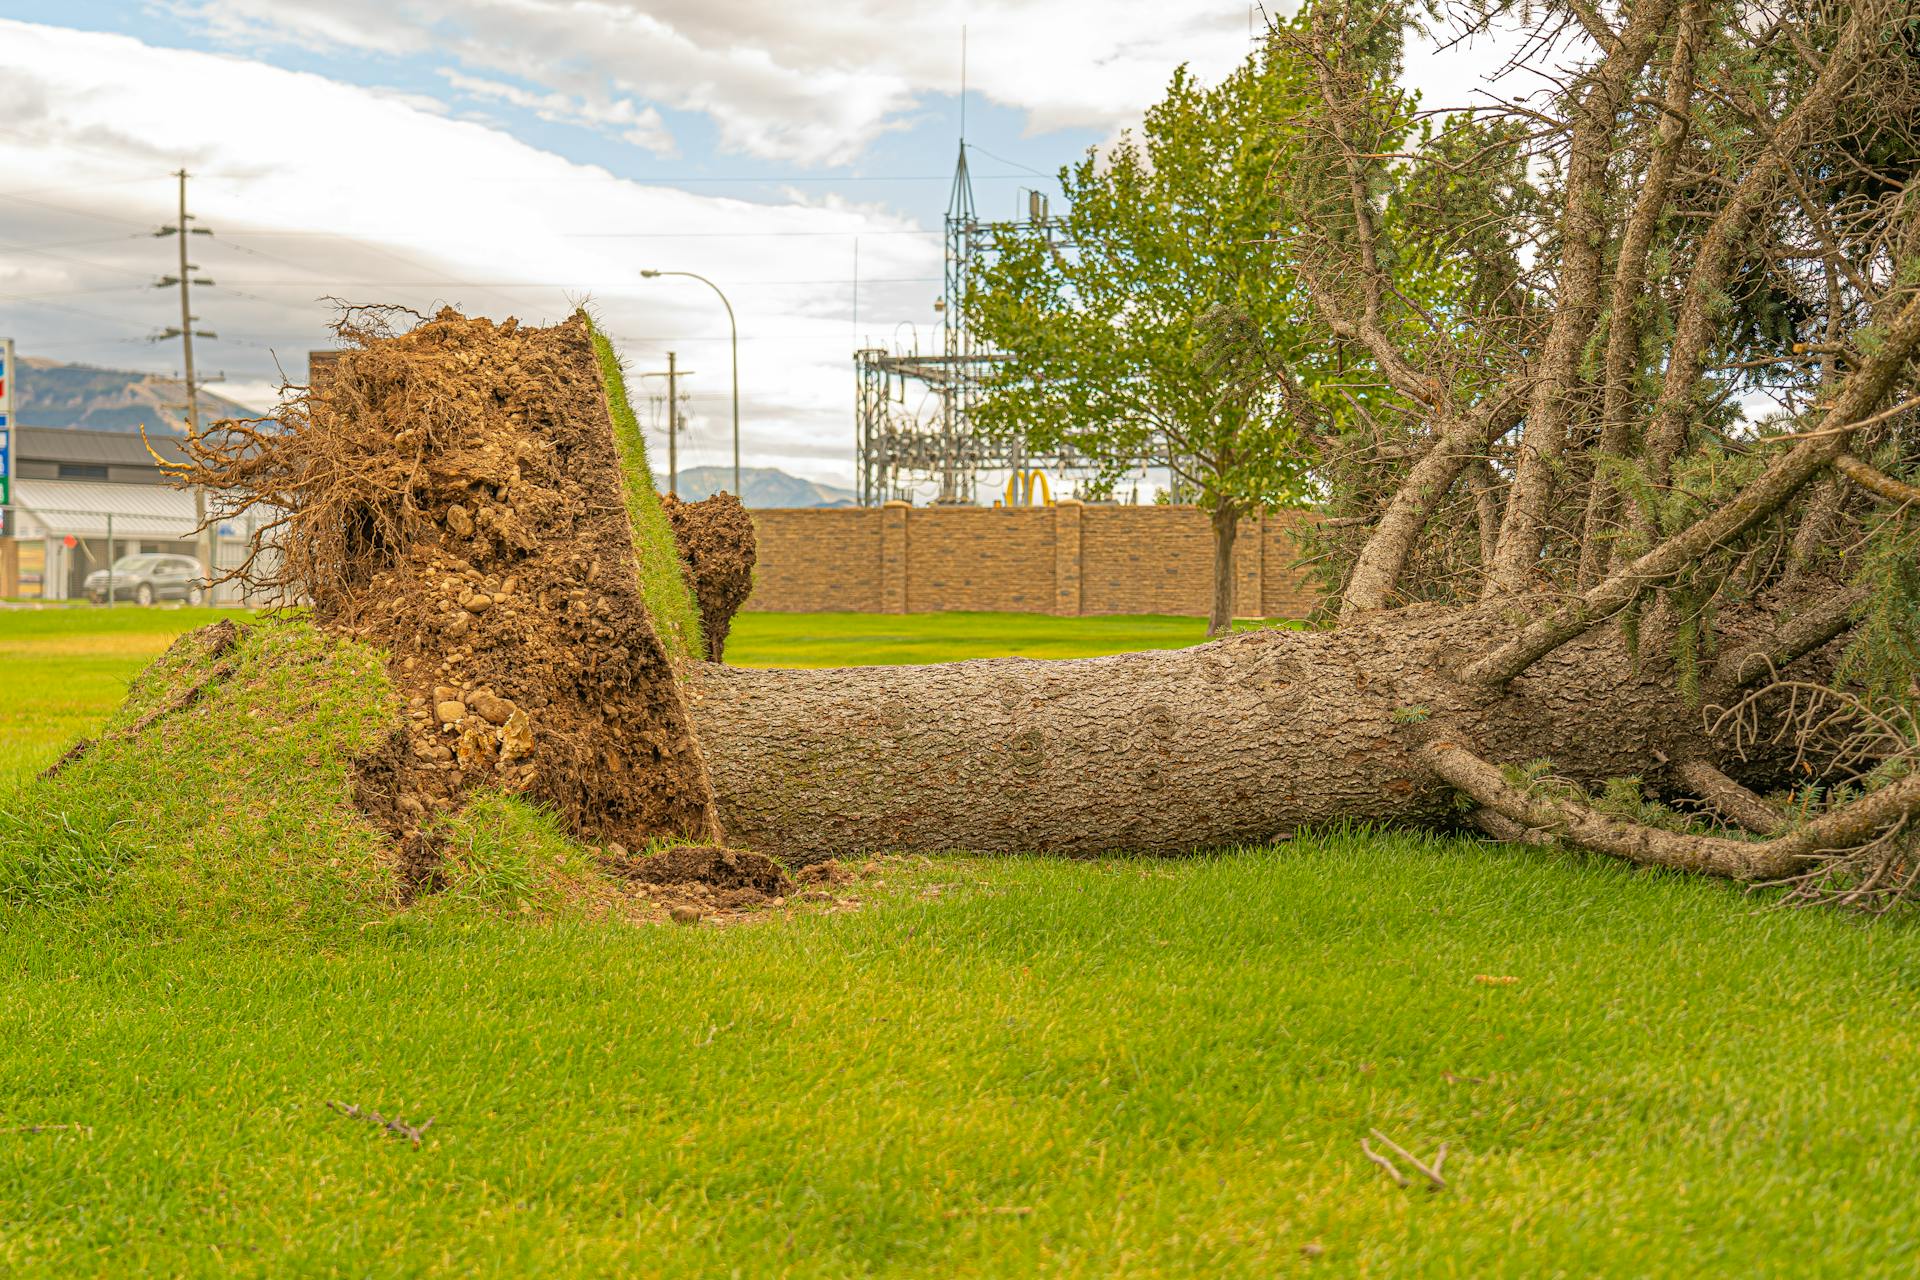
942;1204;1035;1219
327;1100;434;1147
1367;1128;1449;1190
1359;1137;1410;1187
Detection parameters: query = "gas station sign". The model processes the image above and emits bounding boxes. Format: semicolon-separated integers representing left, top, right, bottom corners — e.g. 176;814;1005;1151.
0;337;12;508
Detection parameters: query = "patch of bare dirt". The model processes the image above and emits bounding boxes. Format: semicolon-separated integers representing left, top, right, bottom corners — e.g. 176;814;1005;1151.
616;843;791;895
570;850;887;926
660;492;755;662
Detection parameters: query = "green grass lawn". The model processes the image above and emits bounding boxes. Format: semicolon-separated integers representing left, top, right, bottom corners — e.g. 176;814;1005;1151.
3;606;1918;1277
726;610;1284;667
0;605;256;788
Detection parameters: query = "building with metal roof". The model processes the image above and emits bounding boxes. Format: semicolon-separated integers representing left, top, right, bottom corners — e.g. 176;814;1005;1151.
3;427;266;602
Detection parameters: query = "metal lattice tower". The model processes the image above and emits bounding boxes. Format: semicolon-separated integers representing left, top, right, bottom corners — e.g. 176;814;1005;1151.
856;141;1080;505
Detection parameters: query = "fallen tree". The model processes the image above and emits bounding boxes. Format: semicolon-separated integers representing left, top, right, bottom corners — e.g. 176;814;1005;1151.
147;0;1920;914
696;0;1920;906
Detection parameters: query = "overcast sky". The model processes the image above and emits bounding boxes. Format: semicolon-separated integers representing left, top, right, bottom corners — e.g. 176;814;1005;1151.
0;2;1511;487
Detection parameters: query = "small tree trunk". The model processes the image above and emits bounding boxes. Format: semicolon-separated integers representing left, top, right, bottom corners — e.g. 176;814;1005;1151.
1207;500;1240;637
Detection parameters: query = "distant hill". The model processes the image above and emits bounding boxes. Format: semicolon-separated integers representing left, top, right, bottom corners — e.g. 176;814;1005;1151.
11;356;260;433
665;465;856;509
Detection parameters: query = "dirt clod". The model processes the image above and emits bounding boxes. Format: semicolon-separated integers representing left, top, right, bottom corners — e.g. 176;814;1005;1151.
660;492;756;663
619;844;793;897
795;860;856;888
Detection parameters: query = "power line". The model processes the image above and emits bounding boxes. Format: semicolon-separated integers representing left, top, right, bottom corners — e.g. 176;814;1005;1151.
0;284;155;303
0;231;150;253
561;229;942;239
0;293;168;327
218;227;940;241
0;235;157;281
220;236;545;318
210;276;940;288
0;188;157;230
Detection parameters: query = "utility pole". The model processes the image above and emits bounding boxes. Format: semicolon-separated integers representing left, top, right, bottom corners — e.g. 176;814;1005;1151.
666;350;678;494
155;170;218;598
639;356;694;496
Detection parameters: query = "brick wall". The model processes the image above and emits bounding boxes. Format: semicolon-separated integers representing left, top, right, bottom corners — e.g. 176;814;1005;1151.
748;507;885;612
747;501;1322;618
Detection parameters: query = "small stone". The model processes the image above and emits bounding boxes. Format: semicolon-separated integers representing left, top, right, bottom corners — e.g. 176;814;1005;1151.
445;505;474;536
444;613;471;639
607;841;628;859
433;685;459;703
468;690;515;726
498;576;518;597
499;709;535;760
463;593;493;614
435;699;466;725
669;905;701;925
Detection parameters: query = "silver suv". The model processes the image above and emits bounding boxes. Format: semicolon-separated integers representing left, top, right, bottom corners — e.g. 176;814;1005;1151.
84;554;208;606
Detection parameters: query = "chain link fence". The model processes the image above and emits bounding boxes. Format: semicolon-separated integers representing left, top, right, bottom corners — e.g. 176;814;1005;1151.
6;504;283;606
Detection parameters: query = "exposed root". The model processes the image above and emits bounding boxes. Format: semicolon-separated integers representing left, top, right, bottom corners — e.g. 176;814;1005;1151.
1671;758;1788;836
1361;1129;1448;1191
36;739;95;785
327;1100;434;1147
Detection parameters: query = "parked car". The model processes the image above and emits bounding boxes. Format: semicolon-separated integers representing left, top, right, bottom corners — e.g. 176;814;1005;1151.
85;554;207;606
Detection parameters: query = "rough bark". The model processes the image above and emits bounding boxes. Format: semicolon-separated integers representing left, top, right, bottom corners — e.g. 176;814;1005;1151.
684;606;1747;863
1207;502;1240;637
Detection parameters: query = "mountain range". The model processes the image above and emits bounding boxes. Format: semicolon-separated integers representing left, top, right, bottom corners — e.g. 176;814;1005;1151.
10;355;261;433
663;465;855;509
11;356;859;508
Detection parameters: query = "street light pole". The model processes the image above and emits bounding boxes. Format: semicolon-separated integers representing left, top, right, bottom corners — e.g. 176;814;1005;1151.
640;269;739;497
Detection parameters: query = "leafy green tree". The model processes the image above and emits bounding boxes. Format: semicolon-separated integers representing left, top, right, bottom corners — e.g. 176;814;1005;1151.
965;46;1332;635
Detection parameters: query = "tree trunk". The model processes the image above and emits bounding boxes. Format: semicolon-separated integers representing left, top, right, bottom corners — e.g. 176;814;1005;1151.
1206;501;1240;637
685;606;1726;864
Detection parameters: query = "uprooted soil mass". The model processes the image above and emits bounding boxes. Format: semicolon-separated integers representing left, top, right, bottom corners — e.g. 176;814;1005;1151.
661;492;755;663
181;309;736;885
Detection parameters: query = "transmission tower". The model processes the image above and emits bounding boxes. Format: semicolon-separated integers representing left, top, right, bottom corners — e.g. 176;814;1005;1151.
856;143;1088;505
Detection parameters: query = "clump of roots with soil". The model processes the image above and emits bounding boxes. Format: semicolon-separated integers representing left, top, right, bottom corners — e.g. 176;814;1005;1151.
138;305;787;915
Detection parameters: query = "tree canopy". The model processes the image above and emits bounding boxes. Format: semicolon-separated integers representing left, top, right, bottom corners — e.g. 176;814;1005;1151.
964;45;1337;631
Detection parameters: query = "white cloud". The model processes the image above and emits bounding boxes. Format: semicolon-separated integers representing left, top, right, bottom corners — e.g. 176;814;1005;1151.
438;71;677;157
0;19;939;485
169;0;1256;166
